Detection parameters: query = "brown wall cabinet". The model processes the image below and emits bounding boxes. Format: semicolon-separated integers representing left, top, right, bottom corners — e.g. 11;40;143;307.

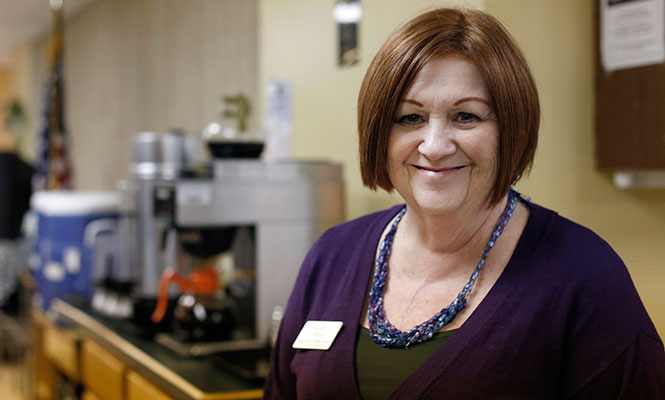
595;2;665;169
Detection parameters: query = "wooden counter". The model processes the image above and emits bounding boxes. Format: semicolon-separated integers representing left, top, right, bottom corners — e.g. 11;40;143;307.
39;299;263;400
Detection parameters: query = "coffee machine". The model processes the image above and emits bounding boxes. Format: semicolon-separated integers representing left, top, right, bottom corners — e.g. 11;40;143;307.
128;131;345;358
124;130;201;328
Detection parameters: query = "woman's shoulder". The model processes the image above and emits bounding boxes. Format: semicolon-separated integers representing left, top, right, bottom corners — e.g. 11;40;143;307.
525;200;622;270
522;201;665;396
316;204;404;247
527;201;642;305
296;205;404;282
523;199;659;335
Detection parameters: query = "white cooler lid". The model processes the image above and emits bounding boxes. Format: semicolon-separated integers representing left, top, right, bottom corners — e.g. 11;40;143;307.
31;190;120;216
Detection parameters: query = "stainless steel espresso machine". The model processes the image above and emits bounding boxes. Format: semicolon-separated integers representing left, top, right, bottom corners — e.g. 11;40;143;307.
126;131;344;369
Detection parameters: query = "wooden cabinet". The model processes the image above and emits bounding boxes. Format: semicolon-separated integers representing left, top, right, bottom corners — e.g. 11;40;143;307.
32;313;57;400
595;2;665;169
42;324;81;381
596;64;665;169
126;370;172;400
37;328;172;400
82;390;103;400
81;340;126;400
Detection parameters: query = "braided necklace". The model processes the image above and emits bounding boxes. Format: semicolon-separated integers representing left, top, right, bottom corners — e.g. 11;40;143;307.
367;188;519;348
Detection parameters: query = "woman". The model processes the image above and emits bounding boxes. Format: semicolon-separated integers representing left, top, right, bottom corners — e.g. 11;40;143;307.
264;8;665;399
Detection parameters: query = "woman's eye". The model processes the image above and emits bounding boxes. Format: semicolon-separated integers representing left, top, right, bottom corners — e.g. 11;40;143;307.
397;114;424;125
455;112;480;123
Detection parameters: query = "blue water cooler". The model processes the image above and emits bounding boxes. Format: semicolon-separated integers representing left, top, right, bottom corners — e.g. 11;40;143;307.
30;191;120;310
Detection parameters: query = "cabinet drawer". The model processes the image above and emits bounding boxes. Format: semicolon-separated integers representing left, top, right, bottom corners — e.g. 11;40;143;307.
82;390;102;400
81;340;125;400
43;324;80;381
126;369;172;400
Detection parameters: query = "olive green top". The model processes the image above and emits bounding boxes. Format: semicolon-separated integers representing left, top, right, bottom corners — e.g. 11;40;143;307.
355;325;457;400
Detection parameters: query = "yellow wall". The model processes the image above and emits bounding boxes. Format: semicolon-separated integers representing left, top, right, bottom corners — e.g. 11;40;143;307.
0;68;11;102
259;0;484;219
0;67;16;151
8;44;40;161
485;0;665;335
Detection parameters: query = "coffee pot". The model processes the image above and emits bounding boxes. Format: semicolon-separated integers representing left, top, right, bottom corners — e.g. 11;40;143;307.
151;265;236;342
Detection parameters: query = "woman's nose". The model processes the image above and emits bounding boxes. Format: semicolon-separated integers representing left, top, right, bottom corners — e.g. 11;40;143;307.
417;119;456;161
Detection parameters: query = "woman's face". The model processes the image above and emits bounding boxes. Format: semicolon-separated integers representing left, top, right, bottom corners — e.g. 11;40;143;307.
387;55;499;216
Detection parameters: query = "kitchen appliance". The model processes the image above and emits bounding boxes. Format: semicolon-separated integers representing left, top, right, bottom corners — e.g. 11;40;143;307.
122;130;201;331
127;131;345;358
156;160;344;354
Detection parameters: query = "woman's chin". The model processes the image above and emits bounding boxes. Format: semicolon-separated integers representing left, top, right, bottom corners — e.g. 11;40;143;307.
408;194;465;216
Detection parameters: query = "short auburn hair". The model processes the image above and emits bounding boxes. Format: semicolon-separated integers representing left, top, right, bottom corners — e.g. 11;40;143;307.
358;8;539;206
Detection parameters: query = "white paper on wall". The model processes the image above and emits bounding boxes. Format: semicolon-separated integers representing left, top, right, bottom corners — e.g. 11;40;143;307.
262;80;293;161
601;0;665;72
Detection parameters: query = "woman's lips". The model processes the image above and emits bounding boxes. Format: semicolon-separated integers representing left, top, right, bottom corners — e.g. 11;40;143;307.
412;164;466;177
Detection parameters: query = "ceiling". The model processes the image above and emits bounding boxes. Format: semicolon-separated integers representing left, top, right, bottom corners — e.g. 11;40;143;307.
0;0;95;67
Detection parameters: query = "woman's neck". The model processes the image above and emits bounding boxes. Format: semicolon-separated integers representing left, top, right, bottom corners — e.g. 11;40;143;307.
391;193;509;282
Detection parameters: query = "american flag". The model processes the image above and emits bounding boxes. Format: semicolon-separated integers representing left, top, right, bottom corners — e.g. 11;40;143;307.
33;1;73;191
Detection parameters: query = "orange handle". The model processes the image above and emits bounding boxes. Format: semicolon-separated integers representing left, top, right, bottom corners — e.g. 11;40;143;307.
152;267;180;323
151;267;220;323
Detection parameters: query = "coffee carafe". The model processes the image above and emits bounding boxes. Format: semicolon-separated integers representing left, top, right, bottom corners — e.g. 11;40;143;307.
151;264;236;342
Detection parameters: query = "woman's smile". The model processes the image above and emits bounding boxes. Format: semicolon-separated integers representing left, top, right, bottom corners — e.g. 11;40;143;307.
411;164;468;177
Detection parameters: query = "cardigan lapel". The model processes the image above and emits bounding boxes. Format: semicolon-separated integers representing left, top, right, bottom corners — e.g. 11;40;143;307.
340;205;405;399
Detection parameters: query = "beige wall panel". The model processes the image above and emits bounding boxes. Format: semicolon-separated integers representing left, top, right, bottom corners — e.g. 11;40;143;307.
22;0;257;190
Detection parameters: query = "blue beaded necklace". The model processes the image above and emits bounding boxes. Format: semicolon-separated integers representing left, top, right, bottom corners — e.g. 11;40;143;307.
367;188;520;348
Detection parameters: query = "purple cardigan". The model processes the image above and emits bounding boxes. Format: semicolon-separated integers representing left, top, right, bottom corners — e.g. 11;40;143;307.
264;201;665;399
